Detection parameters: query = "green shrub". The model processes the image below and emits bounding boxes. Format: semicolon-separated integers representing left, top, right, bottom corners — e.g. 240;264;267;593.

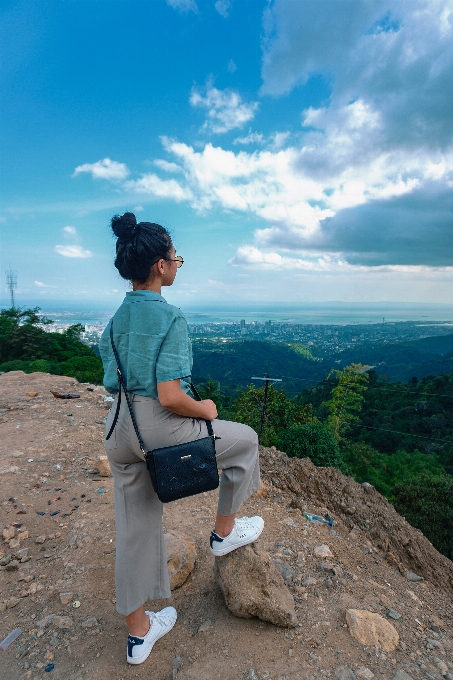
392;474;453;560
277;422;343;469
342;442;445;497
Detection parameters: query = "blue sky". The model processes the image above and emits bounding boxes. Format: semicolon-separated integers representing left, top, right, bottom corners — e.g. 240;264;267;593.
1;0;453;309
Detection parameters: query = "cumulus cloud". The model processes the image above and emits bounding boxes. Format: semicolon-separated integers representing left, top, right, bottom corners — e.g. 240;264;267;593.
190;80;259;133
230;245;453;275
73;158;129;181
55;245;93;258
233;130;265;145
215;0;232;18
166;0;198;13
124;172;193;202
227;59;237;73
63;226;77;237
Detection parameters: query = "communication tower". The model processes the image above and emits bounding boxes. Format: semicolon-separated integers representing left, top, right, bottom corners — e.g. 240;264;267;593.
6;269;17;308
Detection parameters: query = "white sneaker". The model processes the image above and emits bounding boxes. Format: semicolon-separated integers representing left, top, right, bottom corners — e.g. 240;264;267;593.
126;606;177;665
209;516;264;557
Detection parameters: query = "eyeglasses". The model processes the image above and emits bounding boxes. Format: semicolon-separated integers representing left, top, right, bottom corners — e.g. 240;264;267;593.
166;255;184;268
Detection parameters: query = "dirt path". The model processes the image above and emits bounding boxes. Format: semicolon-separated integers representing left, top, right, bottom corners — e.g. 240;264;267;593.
1;371;452;680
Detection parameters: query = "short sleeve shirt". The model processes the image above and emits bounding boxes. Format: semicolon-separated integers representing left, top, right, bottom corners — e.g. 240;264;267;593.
99;290;192;398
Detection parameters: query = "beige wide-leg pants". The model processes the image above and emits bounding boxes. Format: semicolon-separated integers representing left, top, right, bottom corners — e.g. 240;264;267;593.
105;394;260;616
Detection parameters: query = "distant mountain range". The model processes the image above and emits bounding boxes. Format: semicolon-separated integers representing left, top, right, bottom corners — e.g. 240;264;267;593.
192;333;453;396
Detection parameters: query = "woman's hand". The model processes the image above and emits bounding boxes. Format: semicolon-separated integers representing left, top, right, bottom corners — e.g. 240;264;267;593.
157;379;218;420
199;399;218;420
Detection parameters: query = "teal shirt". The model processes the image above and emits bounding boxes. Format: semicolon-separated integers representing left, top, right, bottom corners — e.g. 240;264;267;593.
99;290;192;398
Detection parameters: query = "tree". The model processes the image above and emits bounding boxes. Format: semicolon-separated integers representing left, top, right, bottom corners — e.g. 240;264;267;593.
342;442;445;497
277;422;343;470
392;474;453;560
232;384;313;446
195;378;228;407
0;307;103;384
324;363;369;442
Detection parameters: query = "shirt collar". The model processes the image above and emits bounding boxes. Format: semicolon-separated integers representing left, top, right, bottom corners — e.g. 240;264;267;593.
125;290;167;303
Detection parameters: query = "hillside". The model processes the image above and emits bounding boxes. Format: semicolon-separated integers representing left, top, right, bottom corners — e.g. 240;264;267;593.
192;336;453;392
1;371;452;680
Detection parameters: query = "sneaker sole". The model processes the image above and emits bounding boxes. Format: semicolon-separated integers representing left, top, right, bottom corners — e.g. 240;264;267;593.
126;617;177;665
210;523;264;557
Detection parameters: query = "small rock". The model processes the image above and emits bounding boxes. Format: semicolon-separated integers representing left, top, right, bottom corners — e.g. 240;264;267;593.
215;542;298;628
346;609;399;651
247;670;259;680
18;531;29;541
301;577;317;586
6;596;20;608
3;526;15;540
405;571;424;582
393;671;414;680
434;659;449;673
325;578;334;588
36;614;55;628
94;456;112;477
35;536;46;544
429;615;444;631
59;592;73;605
335;670;356;680
296;552;305;567
356;669;374;679
272;559;296;583
6;559;20;571
403;589;421;604
81;617;97;628
0;602;5;612
53;616;73;629
314;545;333;558
0;554;11;566
9;538;20;550
27;392;39;397
363;547;373;554
387;610;402;621
198;620;213;633
318;562;334;572
165;532;197;590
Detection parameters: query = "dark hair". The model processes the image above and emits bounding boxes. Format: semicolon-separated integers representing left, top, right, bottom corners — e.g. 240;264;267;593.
111;212;172;283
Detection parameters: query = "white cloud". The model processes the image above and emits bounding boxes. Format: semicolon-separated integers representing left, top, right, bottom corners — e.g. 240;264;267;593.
190;80;258;133
124;173;193;202
154;159;183;173
227;59;237;73
229;246;453;275
55;245;93;258
73;158;129;181
63;226;77;237
215;0;232;18
166;0;198;13
34;281;56;288
233;131;265;145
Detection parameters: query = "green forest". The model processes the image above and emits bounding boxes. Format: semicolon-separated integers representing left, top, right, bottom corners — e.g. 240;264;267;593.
1;307;452;560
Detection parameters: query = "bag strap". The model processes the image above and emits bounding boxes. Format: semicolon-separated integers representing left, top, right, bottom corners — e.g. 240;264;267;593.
105;322;215;450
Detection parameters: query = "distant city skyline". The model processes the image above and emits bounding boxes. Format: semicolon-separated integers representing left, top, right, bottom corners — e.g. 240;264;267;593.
1;1;453;305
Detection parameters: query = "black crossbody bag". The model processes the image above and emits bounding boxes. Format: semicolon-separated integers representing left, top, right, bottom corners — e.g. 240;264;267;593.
106;323;220;503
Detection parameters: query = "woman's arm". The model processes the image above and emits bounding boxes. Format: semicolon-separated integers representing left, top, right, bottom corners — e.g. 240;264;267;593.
157;379;218;420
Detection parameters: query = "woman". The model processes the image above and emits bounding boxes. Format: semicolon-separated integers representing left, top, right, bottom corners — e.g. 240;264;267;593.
99;212;263;666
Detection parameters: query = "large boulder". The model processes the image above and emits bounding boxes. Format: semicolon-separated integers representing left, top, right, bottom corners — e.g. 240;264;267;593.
214;542;298;628
164;532;197;590
346;609;399;651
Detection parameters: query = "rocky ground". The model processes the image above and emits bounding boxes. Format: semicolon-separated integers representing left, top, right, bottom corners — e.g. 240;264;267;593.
0;370;452;680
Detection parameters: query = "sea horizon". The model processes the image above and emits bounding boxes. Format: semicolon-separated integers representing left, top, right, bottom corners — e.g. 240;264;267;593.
2;299;453;327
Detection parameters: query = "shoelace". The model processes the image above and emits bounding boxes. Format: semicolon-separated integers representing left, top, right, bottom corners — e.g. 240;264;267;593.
234;517;257;532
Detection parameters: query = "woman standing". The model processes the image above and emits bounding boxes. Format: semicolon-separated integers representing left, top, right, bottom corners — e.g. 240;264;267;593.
99;212;263;666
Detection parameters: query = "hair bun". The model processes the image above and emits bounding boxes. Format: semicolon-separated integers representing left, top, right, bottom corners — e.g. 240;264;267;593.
111;212;137;240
